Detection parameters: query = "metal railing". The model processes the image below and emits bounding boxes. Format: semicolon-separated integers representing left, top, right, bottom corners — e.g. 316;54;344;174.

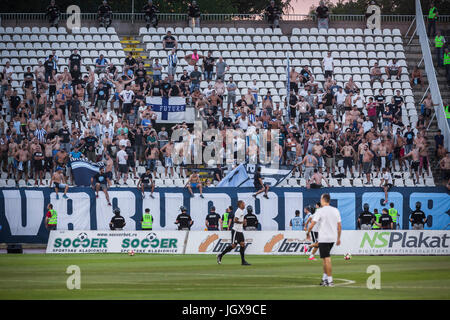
1;12;450;23
414;0;450;151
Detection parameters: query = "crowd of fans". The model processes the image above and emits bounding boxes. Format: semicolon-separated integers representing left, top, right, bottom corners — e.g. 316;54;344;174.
0;1;447;195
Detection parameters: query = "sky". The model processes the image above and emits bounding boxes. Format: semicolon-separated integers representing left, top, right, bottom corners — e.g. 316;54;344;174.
292;0;338;15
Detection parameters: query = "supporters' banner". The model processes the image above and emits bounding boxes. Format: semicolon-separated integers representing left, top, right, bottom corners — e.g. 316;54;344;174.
70;158;104;187
185;230;450;255
217;164;253;187
146;96;186;122
46;230;187;254
245;164;292;187
0;187;449;243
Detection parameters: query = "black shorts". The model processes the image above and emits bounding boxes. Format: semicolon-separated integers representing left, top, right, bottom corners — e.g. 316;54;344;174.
231;229;245;244
324;70;333;78
254;183;263;190
119;164;128;173
343;157;353;169
384;183;393;191
319;242;334;258
412;161;419;172
310;183;322;189
311;231;318;243
207;227;219;231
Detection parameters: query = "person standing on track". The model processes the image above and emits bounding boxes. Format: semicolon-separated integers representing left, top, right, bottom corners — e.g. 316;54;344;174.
244;205;259;231
357;203;375;230
205;206;220;231
220;206;233;231
290;210;303;230
304;204;320;261
217;200;251;266
45;203;57;231
410;202;427;230
306;193;341;287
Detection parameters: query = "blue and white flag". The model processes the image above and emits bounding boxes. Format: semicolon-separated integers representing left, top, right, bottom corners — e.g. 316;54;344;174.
217;164;253;188
70;158;104;187
146;96;186;122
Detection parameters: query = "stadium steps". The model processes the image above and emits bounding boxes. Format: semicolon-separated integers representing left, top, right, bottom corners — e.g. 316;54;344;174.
120;35;149;67
403;35;446;183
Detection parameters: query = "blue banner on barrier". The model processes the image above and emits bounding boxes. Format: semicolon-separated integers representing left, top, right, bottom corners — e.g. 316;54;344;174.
0;187;449;243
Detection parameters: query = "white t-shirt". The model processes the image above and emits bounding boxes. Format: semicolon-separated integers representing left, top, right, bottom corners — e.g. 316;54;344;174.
362;120;373;133
352;94;365;109
323;56;334;71
117;149;128;165
232;208;245;232
382;172;393;184
120;90;135;103
335;91;347;105
312;205;341;243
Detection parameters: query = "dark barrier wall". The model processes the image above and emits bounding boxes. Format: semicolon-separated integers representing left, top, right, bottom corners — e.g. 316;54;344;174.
0;187;449;243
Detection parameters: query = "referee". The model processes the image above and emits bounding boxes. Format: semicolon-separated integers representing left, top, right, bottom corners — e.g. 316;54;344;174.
306;193;342;287
217;200;251;266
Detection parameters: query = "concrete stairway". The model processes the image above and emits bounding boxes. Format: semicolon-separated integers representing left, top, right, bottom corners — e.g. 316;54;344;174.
403;36;448;184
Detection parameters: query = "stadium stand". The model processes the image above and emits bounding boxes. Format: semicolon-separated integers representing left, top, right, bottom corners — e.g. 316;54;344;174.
0;16;445;190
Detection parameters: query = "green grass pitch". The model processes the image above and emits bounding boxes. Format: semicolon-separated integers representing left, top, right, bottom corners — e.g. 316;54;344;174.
0;254;449;300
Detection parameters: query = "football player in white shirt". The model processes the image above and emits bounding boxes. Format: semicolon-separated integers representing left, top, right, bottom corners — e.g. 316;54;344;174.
217;200;251;266
306;193;342;287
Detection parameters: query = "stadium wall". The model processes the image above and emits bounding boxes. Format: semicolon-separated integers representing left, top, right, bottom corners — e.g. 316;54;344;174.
1;187;449;244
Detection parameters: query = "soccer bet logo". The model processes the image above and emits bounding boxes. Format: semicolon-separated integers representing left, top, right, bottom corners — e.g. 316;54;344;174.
264;234;310;253
121;233;178;253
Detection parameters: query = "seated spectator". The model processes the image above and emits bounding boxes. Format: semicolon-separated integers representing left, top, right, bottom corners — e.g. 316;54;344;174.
188;0;201;28
95;54;108;75
98;0;112;28
50;167;69;199
186;171;204;198
143;0;159;29
163;31;178;49
91;166;111;205
410;65;424;89
344;76;359;94
138;167;155;199
316;1;329;30
370;62;384;85
385;58;403;80
264;0;281;29
46;0;60;27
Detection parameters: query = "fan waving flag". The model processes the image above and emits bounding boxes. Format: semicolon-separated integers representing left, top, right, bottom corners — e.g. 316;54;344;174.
146;96;187;122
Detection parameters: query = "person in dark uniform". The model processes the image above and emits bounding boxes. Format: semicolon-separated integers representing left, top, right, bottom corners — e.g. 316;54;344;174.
205;206;220;231
220;206;233;230
110;208;126;230
357;203;375;230
46;0;60;27
98;0;112;28
410;202;427;230
244;205;259;231
138;168;155;199
217;200;251;266
252;166;269;199
375;208;393;230
143;0;159;29
175;206;193;230
264;0;281;29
